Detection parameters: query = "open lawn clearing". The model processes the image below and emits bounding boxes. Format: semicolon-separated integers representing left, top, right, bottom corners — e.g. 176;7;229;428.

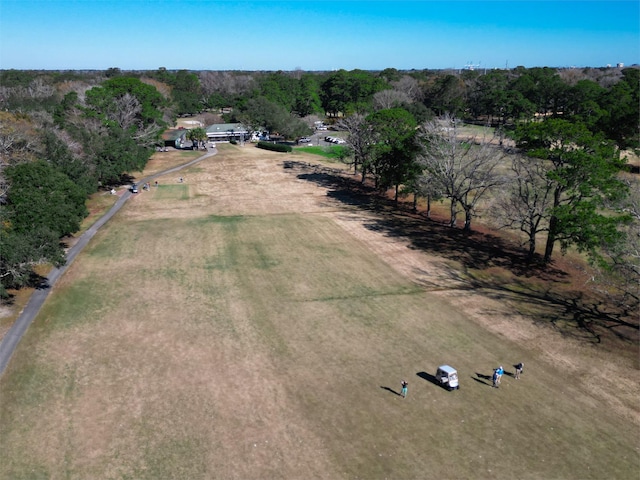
1;144;638;479
294;145;350;160
0;149;206;347
133;149;203;180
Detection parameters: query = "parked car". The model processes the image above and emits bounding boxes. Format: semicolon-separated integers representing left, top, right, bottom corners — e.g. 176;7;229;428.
298;137;311;144
435;365;459;390
131;183;139;194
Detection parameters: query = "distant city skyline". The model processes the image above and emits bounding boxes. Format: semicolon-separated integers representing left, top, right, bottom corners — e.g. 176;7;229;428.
0;1;638;71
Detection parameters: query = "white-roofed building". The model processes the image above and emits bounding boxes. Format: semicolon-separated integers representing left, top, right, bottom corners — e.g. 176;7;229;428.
206;123;249;143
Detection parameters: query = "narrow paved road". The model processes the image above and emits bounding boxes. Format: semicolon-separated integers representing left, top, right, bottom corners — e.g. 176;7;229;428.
0;149;217;377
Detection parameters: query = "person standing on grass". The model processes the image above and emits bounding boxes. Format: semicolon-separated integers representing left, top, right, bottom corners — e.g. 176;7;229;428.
401;380;408;398
496;365;504;385
515;362;524;380
492;369;499;388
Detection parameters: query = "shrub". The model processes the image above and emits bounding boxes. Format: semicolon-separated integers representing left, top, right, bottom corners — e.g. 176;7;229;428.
257;141;292;153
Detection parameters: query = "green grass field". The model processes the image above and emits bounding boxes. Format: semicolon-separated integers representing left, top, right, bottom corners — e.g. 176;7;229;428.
0;145;637;479
295;145;350;160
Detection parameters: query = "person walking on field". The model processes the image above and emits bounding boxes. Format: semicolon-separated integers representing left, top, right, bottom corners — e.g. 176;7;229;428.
401;380;408;398
515;362;524;380
496;365;504;385
492;369;499;388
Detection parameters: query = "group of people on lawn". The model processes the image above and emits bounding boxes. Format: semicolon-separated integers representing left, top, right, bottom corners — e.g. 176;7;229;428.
493;362;524;388
399;361;524;399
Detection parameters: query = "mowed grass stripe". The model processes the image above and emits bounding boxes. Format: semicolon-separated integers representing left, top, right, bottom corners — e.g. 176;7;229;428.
1;198;638;477
1;212;421;479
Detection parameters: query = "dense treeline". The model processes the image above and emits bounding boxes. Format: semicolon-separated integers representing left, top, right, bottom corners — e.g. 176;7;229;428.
0;71;169;296
0;66;638;310
2;66;637;144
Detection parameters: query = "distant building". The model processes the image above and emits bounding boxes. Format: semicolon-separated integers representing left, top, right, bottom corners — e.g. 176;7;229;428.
617;62;624;68
206;123;249;142
162;129;188;148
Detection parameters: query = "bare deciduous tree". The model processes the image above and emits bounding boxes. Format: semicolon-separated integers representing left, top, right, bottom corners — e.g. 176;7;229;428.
0;78;56;104
413;171;445;217
589;177;640;312
132;123;165;148
391;75;423;102
418;114;506;230
338;113;373;178
491;155;555;259
199;71;255;98
0;112;41;202
26;78;56;98
109;93;142;132
372;89;411;111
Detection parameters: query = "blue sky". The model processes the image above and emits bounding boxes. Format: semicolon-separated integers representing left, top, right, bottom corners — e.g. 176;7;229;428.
0;0;638;71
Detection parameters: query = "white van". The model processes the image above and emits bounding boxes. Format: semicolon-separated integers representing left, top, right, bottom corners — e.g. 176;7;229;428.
436;365;459;390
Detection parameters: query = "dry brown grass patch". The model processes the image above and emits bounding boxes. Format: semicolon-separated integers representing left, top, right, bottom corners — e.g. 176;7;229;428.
1;143;638;479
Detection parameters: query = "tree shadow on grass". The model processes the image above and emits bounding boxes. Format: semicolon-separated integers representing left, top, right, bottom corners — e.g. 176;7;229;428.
380;386;402;397
476;276;639;344
118;173;136;187
0;272;48;306
416;371;440;386
0;291;16;305
291;161;560;278
472;377;492;387
286;161;639;345
30;271;50;290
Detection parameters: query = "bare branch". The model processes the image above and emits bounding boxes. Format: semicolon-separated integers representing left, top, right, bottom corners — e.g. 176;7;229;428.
417;114;506;230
